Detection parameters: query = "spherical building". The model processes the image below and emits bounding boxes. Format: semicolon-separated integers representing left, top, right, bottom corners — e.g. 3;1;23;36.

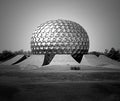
31;19;89;65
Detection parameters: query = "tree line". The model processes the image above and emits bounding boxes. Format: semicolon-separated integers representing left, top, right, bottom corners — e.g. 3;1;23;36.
88;47;120;62
0;50;31;62
0;48;120;62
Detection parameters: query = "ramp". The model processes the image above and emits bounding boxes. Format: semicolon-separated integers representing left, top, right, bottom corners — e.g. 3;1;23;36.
102;64;120;69
80;54;109;66
49;54;80;66
16;55;44;68
0;55;24;65
99;55;120;66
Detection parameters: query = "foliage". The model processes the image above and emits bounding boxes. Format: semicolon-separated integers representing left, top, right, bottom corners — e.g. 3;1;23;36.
70;66;80;70
0;47;120;62
104;47;120;62
88;48;120;62
88;51;104;57
14;50;31;55
0;50;15;61
0;50;31;61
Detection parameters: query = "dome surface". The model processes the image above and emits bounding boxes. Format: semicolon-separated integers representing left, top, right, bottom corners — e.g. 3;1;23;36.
31;19;89;55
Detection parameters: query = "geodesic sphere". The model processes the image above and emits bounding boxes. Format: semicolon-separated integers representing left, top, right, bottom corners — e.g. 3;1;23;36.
31;19;89;55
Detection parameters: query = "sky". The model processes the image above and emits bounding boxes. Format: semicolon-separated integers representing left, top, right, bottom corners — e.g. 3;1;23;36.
0;0;120;52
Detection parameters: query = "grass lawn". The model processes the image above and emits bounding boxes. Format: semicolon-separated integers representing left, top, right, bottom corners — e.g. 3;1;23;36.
0;82;120;101
0;65;120;101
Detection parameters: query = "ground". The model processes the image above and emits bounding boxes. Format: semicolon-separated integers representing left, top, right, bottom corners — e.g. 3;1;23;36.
0;65;120;101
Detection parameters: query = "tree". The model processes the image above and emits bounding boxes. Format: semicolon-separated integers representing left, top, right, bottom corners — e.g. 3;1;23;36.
0;50;15;61
104;47;120;62
88;51;103;57
104;49;109;55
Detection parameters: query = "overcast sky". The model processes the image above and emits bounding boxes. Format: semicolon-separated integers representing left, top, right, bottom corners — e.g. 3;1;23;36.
0;0;120;52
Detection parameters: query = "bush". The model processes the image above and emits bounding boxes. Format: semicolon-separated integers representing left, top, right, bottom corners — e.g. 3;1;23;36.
88;51;104;57
70;66;80;70
104;48;120;62
0;50;15;61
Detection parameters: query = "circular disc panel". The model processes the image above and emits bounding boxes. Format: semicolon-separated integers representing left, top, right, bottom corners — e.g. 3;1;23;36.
31;19;89;55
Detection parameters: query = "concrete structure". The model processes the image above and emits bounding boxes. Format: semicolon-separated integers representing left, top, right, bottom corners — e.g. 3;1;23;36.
16;55;44;68
99;55;120;66
80;54;109;66
102;64;120;69
31;19;89;64
0;55;24;65
49;54;80;66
